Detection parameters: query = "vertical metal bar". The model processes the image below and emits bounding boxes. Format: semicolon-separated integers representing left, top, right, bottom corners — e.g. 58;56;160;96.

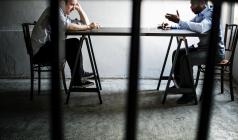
30;61;34;100
221;66;224;93
38;66;41;95
224;24;228;46
228;2;234;24
196;1;222;140
126;0;141;139
229;26;234;48
50;0;63;139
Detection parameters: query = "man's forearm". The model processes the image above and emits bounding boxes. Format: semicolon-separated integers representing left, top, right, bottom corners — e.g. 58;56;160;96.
77;8;90;25
67;23;90;30
178;20;211;33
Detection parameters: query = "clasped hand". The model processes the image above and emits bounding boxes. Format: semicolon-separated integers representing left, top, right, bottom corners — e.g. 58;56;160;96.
89;22;100;29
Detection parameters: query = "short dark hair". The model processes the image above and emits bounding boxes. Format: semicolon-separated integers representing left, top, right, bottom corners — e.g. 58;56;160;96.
191;0;208;3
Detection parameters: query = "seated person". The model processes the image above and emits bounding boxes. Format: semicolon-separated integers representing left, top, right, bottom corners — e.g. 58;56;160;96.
162;0;225;104
31;0;100;87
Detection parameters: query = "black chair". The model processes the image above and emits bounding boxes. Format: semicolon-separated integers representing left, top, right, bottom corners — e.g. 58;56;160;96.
22;22;67;100
195;24;238;101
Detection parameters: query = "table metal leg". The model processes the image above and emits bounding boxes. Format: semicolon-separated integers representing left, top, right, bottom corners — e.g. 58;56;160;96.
66;36;102;104
162;38;198;105
85;38;102;104
66;36;85;104
157;36;174;90
88;36;102;90
162;39;183;104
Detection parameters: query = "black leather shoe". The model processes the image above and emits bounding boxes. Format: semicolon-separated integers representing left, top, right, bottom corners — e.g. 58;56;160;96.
81;71;94;79
73;80;94;88
176;95;194;104
169;85;177;89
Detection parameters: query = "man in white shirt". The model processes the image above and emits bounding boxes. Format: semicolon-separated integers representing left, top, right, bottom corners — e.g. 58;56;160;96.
163;0;225;104
31;0;99;87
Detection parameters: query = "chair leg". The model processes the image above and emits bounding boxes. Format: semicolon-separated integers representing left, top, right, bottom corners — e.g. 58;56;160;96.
229;68;234;101
195;65;201;88
38;66;41;95
221;66;224;94
162;91;168;104
199;92;203;102
66;81;72;104
61;70;68;94
30;66;34;100
97;90;103;104
196;66;203;102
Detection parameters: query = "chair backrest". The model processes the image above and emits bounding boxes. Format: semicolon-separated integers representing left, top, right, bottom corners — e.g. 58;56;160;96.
223;24;238;64
22;22;36;57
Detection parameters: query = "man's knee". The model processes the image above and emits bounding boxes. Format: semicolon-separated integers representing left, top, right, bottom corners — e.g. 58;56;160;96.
173;48;186;59
172;50;177;59
66;38;80;46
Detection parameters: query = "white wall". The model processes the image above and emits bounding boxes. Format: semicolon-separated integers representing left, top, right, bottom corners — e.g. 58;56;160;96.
0;0;49;78
68;0;198;79
0;0;234;80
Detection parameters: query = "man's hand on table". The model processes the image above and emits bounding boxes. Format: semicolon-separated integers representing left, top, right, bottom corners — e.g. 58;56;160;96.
88;22;100;30
158;22;171;30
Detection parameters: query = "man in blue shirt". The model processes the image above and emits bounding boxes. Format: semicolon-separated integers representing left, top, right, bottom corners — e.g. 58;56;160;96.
31;0;100;87
164;0;225;104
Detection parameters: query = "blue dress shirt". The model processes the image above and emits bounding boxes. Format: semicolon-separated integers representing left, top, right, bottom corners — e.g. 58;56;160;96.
173;5;225;59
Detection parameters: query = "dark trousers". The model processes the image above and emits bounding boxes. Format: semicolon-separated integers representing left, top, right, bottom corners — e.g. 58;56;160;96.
172;46;208;88
33;38;83;81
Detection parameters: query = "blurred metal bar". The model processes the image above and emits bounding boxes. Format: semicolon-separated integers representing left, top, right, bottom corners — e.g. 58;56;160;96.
126;0;142;139
50;0;63;139
228;2;234;23
196;0;222;140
